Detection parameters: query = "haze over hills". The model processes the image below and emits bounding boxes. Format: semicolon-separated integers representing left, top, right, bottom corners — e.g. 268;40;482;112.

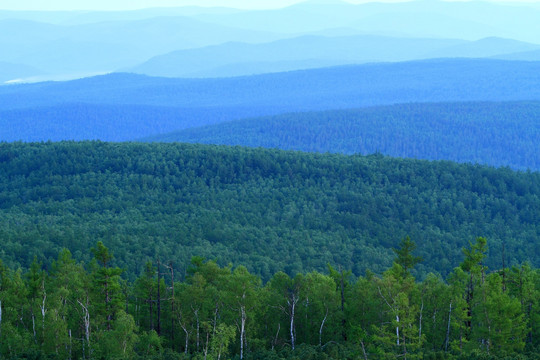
130;35;540;78
0;16;284;78
0;61;45;83
2;0;540;82
494;48;540;61
193;0;540;42
2;59;540;143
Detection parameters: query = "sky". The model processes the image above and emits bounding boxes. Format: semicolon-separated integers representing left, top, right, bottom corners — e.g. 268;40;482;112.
1;0;539;11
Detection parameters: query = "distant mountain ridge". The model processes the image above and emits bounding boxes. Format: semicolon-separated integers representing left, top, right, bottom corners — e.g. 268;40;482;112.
2;0;540;81
129;35;540;78
0;15;283;79
493;49;540;61
0;61;45;83
2;59;540;143
3;58;540;109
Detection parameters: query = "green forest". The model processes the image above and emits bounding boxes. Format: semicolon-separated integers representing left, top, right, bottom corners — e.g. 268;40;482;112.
1;237;539;359
0;141;539;280
0;142;539;359
146;101;540;171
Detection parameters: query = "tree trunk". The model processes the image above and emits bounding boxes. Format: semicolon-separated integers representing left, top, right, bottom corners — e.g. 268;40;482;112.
272;323;280;350
360;339;368;360
396;314;400;346
445;301;452;352
77;299;91;356
32;312;37;343
40;292;47;331
240;305;246;359
203;331;209;360
69;329;72;360
319;307;328;346
183;326;189;354
290;295;297;350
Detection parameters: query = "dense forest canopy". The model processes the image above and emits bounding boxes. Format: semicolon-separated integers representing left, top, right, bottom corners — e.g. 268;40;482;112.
0;238;539;359
144;101;540;171
0;141;538;282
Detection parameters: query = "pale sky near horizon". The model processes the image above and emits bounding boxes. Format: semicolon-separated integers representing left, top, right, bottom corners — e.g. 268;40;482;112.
0;0;538;11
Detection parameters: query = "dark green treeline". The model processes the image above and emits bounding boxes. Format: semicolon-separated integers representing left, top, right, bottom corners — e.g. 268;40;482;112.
1;238;539;359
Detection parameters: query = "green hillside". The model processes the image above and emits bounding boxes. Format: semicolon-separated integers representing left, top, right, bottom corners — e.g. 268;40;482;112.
144;101;540;171
0;142;539;280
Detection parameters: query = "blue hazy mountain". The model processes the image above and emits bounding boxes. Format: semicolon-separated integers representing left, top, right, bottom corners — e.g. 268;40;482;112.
130;35;465;77
0;7;245;25
194;0;540;43
493;49;540;61
2;0;540;82
425;37;540;59
130;35;540;78
0;104;265;142
142;101;540;171
0;16;283;78
1;59;540;142
0;61;45;83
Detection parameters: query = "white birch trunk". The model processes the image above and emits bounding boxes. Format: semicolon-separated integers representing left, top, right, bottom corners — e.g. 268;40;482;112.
40;292;47;330
319;307;328;346
396;314;400;346
32;313;37;343
290;296;297;350
182;325;189;354
195;309;200;352
77;299;91;355
240;305;246;360
360;339;368;360
445;301;452;352
203;331;209;360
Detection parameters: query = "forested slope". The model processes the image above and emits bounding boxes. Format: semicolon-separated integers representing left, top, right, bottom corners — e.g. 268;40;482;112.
2;59;540;141
0;104;264;142
145;101;540;171
0;142;538;281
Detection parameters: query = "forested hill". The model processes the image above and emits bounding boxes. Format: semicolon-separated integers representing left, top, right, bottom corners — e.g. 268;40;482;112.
144;101;540;171
3;59;540;110
1;142;538;280
2;59;540;142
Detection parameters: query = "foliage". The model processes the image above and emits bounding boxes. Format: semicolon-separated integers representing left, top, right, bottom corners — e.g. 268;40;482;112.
148;101;540;171
0;241;539;359
0;142;539;281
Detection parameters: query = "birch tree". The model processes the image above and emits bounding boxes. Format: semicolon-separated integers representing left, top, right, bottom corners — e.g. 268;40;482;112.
224;265;260;359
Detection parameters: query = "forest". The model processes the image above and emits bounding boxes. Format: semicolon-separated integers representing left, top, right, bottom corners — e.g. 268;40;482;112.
0;141;539;281
0;237;539;359
144;101;540;171
2;59;540;144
